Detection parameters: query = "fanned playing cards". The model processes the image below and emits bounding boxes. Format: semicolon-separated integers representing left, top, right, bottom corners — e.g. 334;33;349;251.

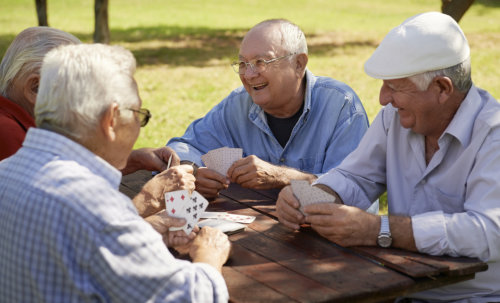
201;147;243;176
290;180;336;215
165;190;209;234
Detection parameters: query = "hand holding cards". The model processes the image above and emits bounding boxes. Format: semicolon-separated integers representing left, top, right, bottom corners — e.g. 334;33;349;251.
165;190;209;235
201;147;243;176
290;180;336;215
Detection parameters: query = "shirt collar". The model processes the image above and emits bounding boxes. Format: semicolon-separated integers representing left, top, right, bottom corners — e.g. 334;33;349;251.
441;85;482;147
22;128;122;188
0;95;36;129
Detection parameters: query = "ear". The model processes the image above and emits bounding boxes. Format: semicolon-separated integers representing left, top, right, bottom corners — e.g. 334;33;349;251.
294;53;308;76
433;76;454;104
100;103;120;142
23;74;39;108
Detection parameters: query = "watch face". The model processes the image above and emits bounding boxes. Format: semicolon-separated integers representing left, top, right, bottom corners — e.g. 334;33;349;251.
377;234;392;248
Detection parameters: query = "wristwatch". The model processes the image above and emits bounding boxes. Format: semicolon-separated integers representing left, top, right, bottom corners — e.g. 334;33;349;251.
180;160;199;176
377;215;392;248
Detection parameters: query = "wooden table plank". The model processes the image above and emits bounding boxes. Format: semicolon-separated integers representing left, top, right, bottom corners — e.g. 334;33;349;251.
352;246;488;278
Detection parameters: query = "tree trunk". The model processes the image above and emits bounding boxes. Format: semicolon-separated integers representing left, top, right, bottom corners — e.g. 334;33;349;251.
94;0;110;44
35;0;49;26
441;0;475;22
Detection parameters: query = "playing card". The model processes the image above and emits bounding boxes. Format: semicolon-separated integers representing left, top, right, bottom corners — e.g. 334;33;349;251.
198;219;246;235
290;180;336;214
165;190;190;231
165;190;209;234
201;211;256;224
202;147;242;176
180;191;209;235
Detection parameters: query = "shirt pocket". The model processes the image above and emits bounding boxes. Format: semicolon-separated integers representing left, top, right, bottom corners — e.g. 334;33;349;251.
430;186;465;213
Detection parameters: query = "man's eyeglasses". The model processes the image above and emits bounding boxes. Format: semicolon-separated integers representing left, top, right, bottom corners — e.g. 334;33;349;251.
231;53;296;75
127;108;151;127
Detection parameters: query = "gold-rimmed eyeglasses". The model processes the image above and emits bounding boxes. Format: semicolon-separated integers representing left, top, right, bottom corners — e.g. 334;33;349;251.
127;108;151;127
231;53;296;75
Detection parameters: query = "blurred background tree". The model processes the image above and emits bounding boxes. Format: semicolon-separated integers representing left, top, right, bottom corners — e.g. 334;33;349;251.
34;0;110;43
442;0;475;21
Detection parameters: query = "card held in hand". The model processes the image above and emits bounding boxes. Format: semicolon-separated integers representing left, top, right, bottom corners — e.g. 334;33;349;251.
201;147;243;176
165;190;209;234
290;180;336;215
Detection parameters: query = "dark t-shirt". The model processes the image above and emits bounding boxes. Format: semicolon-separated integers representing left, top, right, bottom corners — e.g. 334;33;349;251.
265;102;304;148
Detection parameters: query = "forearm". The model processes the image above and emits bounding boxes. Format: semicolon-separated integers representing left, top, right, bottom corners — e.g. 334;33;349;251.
274;166;317;188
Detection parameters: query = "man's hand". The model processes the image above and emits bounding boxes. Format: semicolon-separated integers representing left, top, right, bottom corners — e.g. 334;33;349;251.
228;155;317;190
133;165;195;217
195;167;229;198
144;210;197;247
122;147;180;175
227;155;285;189
276;185;306;230
304;203;378;247
189;227;231;272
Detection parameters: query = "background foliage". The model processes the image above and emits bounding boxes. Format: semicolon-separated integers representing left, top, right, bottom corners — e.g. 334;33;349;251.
1;0;499;211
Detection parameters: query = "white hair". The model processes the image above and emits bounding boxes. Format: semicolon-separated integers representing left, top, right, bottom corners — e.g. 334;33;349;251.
0;27;81;97
408;57;472;93
35;44;139;140
254;19;308;55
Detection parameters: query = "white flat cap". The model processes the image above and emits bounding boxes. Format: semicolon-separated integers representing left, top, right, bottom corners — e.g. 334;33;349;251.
364;12;470;79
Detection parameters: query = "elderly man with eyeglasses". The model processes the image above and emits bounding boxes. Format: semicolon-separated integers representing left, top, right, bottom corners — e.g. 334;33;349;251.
168;19;371;200
0;27;181;175
0;44;230;302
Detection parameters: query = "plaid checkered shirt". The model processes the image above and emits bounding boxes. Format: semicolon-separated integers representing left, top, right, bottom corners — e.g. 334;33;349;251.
0;128;228;302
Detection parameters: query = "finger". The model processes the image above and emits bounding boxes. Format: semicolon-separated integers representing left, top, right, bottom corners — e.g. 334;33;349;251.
199;168;229;184
227;157;250;179
303;202;339;215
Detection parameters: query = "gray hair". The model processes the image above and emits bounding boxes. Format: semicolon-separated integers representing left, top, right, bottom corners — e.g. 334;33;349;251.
408;57;472;93
0;27;81;97
253;19;308;55
35;44;139;140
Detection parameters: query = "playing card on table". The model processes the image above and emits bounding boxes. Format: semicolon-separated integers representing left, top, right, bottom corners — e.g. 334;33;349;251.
165;190;209;234
290;180;336;214
201;147;243;176
201;211;255;224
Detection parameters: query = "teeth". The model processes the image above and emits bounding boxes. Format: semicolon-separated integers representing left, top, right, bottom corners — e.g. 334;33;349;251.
253;83;267;89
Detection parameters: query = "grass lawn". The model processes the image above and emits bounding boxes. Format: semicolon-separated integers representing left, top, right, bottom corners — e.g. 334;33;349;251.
1;0;499;212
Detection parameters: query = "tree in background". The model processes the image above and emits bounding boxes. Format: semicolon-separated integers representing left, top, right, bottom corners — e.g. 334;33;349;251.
35;0;48;26
442;0;475;22
94;0;110;44
34;0;110;44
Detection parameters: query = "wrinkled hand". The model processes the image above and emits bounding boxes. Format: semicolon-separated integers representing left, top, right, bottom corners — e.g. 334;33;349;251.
144;210;198;247
122;147;180;175
276;185;306;230
189;226;231;272
227;155;284;189
134;165;195;217
304;203;377;247
195;167;229;198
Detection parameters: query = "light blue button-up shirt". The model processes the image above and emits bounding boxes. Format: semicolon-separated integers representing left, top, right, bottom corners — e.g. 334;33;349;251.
0;128;228;303
167;69;369;175
317;85;500;302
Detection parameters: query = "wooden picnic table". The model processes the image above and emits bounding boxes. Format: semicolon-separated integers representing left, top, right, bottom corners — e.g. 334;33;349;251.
120;170;488;303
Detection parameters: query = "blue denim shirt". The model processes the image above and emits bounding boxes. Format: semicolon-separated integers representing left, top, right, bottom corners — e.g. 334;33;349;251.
167;69;369;176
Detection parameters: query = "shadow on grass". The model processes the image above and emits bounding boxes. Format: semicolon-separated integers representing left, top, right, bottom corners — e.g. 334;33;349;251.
0;25;379;67
475;0;500;7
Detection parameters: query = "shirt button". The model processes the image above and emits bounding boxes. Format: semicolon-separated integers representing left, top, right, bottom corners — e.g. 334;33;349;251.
280;158;285;163
421;179;426;185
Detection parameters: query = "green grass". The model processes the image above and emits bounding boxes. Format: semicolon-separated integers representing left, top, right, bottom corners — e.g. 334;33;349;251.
1;0;500;213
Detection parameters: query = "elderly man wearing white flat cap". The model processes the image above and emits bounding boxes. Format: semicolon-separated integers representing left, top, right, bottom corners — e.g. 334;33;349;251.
276;11;500;301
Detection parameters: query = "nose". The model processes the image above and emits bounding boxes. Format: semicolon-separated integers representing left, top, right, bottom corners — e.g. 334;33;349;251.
379;83;393;106
243;63;259;79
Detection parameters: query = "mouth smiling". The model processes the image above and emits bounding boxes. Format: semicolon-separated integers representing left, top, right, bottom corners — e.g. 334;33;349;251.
252;83;268;91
